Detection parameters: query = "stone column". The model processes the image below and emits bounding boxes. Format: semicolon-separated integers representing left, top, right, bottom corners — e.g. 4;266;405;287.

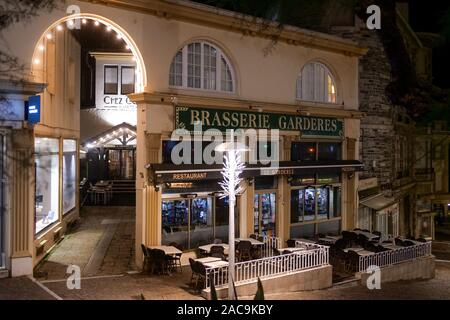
10;128;35;277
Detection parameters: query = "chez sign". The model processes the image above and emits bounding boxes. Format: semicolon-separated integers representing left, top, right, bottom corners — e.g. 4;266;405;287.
175;106;344;138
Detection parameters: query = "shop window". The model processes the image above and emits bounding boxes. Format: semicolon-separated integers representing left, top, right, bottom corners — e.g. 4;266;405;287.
291;142;316;161
290;186;341;225
169;41;235;93
104;65;118;94
35;137;60;234
121;66;135;95
296;62;337;103
254;193;276;237
62;139;77;215
318;143;341;161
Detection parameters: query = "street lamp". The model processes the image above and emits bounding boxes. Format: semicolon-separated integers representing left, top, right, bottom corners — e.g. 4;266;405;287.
215;138;248;300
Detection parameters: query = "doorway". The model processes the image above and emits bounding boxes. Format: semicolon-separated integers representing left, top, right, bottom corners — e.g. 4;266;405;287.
253;193;276;237
107;148;135;180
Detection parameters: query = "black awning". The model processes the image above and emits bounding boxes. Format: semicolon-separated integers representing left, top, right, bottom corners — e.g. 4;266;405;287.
148;160;363;184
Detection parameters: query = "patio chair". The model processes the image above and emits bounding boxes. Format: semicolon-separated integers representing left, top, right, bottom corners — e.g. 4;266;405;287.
141;244;151;273
334;248;349;273
189;258;198;285
403;240;416;247
334;238;348;250
353;228;362;231
213;238;223;244
210;246;226;260
416;238;428;243
150;249;169;275
194;262;207;291
364;241;378;252
257;236;265;243
236;240;252;261
372;231;382;237
168;242;183;273
249;234;257;240
395;238;405;247
286;239;296;248
362;229;370;233
250;246;262;260
342;231;358;246
356;233;369;247
346;250;360;273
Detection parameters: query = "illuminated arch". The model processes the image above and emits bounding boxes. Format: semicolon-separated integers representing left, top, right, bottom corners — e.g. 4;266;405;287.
30;13;147;92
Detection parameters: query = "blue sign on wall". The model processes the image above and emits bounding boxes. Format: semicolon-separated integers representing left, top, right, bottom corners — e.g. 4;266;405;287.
26;95;41;124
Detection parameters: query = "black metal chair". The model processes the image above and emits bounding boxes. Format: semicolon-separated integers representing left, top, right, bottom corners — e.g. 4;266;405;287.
249;234;257;240
141;244;151;273
168;242;183;273
210;246;226;260
150;249;169;275
193;262;207;291
416;238;428;243
213;238;223;244
334;238;348;250
372;231;382;237
395;238;405;247
189;258;197;285
342;231;358;246
346;250;360;273
353;228;362;231
236;240;252;261
403;240;416;247
286;239;296;248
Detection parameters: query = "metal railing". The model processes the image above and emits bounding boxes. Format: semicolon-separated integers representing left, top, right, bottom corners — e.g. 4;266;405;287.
358;242;432;272
205;241;329;289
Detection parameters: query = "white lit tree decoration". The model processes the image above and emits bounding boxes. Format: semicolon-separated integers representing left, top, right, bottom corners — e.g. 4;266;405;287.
216;139;247;300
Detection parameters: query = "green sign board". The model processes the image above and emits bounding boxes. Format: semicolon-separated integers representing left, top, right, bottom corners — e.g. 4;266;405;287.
175;106;344;138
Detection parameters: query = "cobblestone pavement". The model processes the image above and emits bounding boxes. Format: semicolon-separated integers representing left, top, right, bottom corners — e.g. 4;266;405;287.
34;206;136;280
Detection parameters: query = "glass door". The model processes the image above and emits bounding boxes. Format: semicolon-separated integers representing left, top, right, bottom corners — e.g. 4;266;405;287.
254;193;276;237
107;149;121;180
162;199;189;249
189;197;213;248
121;149;135;179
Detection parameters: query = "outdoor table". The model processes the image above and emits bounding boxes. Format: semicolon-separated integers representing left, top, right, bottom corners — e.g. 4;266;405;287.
292;238;317;244
343;247;364;253
318;237;337;245
235;238;264;246
149;245;182;256
357;250;376;256
278;247;306;253
198;243;229;254
203;260;229;268
195;257;222;264
353;230;380;241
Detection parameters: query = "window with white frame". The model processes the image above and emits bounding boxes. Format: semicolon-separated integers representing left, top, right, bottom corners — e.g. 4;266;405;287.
169;41;235;93
297;62;337;103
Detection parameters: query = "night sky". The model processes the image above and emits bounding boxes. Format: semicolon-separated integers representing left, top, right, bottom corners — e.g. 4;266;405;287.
409;0;450;89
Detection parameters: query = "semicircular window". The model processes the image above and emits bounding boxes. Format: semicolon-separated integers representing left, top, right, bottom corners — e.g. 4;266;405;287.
296;62;337;103
169;41;235;93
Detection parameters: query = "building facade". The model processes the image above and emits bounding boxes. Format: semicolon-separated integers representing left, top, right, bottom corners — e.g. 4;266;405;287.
0;27;80;276
0;0;366;273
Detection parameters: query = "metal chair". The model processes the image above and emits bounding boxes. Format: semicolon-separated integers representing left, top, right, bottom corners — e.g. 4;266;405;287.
236;240;252;261
286;239;296;248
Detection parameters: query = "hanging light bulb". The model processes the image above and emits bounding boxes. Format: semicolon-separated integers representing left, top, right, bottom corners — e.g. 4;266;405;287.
34;58;40;65
68;20;74;27
106;26;112;32
125;45;130;50
94;21;100;26
56;24;63;31
38;44;45;51
116;34;122;40
82;18;87;24
46;33;52;40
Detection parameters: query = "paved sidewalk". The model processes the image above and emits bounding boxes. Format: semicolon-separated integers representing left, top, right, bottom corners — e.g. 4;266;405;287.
0;276;56;300
35;206;136;280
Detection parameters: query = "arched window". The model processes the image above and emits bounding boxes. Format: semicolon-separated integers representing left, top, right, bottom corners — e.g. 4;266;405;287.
297;62;337;103
169;41;235;93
